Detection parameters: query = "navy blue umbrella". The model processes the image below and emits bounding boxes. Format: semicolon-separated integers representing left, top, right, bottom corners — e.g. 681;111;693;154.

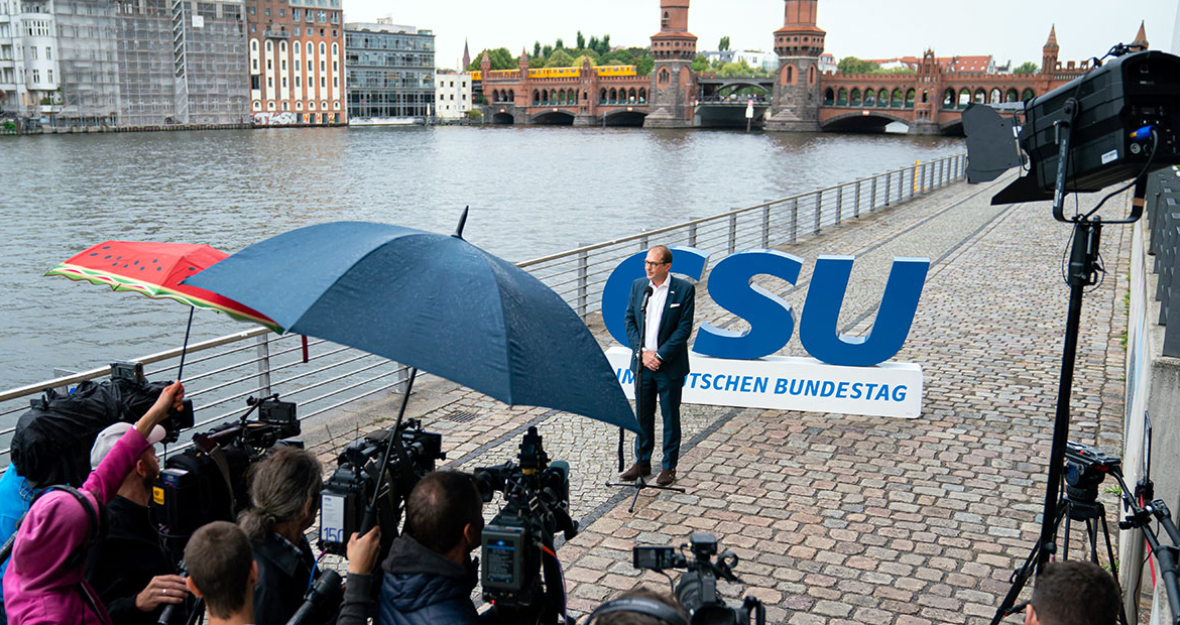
184;218;638;432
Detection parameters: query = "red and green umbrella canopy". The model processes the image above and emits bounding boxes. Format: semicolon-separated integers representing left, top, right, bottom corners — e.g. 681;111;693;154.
46;241;282;333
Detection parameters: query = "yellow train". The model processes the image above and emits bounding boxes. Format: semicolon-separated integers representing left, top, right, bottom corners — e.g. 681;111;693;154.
471;65;636;82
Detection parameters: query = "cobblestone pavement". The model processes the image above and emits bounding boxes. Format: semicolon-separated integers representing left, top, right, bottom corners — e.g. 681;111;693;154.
304;174;1131;624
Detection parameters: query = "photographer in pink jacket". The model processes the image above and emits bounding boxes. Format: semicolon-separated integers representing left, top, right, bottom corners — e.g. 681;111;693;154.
2;381;184;625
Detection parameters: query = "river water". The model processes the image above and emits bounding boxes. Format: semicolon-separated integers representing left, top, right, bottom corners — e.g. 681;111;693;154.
0;126;961;390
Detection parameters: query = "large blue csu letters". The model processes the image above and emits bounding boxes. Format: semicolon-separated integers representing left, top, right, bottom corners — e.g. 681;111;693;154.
694;250;803;360
602;246;710;348
799;256;930;367
602;249;929;367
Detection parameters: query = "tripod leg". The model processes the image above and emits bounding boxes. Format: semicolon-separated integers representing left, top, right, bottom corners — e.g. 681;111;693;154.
991;539;1044;625
1063;512;1073;561
628;479;643;513
1088;518;1100;565
1098;513;1130;625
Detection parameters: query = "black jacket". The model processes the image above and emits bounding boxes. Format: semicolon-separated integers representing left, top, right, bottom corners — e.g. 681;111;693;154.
253;531;339;625
377;534;480;625
623;275;696;380
84;496;176;625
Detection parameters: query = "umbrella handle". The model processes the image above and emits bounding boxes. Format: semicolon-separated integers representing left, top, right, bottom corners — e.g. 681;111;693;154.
177;307;195;382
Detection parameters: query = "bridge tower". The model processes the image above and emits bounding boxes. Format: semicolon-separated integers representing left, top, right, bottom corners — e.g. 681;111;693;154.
643;0;698;129
1042;25;1059;73
767;0;826;132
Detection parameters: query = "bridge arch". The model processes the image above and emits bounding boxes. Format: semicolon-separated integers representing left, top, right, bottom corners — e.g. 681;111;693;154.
989;88;1001;104
890;88;903;107
823;88;835;105
958;88;970;108
530;110;575;125
877;88;888;107
850;88;861;106
973;88;986;104
863;89;876;106
904;88;915;108
1005;88;1019;102
603;108;647;126
942;88;955;109
837;88;848;105
491;111;514;124
1022;88;1036;100
822;110;911;133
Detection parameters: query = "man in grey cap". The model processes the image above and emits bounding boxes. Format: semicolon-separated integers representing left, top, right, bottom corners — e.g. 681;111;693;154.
84;422;190;625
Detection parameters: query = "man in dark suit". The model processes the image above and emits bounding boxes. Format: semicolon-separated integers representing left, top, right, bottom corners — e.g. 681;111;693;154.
622;245;695;486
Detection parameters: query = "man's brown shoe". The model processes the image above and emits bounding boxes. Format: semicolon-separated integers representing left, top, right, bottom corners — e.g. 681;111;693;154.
620;463;652;481
656;469;676;486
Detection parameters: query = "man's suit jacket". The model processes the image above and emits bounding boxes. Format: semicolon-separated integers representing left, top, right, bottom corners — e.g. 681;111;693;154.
623;275;695;381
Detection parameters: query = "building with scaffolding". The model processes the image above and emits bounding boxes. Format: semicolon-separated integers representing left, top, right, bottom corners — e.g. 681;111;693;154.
0;0;247;127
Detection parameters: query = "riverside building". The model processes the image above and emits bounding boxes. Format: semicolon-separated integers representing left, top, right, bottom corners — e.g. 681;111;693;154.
433;70;469;120
246;0;345;125
344;19;433;123
0;0;248;127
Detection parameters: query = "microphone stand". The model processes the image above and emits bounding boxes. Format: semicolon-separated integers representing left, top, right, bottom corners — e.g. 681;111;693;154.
607;285;684;512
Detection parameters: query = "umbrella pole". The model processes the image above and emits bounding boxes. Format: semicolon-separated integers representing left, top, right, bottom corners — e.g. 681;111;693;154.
176;307;195;382
360;367;418;535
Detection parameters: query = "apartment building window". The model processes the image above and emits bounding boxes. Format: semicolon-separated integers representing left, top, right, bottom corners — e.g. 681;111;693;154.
46;69;51;82
292;8;299;20
282;77;286;88
279;9;284;16
295;76;300;87
45;46;50;60
29;46;36;59
281;60;286;70
264;8;269;16
31;69;39;82
294;27;299;35
252;58;257;70
266;59;271;69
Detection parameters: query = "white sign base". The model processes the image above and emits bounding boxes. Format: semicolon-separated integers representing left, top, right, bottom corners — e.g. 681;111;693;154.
605;347;923;418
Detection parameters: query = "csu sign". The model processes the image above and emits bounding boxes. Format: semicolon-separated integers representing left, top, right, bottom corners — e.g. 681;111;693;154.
601;246;930;418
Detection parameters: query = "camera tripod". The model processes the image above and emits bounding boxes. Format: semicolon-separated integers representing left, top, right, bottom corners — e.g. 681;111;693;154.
991;469;1127;625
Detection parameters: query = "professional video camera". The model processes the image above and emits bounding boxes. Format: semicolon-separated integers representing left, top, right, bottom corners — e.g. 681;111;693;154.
633;533;765;625
152;394;300;561
1063;440;1122;504
476;426;577;622
318;418;445;555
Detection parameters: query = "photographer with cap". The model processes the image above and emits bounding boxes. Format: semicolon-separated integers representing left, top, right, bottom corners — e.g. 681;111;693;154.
238;446;337;625
84;421;189;624
2;381;184;625
377;470;486;625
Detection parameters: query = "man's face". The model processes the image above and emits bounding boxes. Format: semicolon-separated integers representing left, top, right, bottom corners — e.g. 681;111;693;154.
138;447;161;485
645;249;670;285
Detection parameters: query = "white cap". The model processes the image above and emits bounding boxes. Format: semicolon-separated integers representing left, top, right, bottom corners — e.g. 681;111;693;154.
90;422;167;470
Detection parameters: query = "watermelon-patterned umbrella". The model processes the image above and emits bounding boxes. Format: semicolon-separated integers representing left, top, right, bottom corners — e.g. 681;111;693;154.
46;241;282;378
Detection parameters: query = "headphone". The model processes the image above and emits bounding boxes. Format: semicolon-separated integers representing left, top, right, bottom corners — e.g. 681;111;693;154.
29;485;109;568
585;597;689;625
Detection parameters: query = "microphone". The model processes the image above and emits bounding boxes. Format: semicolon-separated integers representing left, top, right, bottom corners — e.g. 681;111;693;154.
641;285;653;314
285;570;342;625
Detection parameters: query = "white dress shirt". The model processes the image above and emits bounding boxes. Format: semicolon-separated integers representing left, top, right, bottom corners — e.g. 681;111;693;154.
643;279;670;353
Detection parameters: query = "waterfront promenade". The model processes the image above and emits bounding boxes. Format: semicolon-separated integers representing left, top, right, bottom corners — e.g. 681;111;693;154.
302;172;1130;624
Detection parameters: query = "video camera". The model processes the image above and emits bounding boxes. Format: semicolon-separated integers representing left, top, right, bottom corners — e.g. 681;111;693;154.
318;418;445;555
634;533;765;625
476;426;577;618
152;394;300;560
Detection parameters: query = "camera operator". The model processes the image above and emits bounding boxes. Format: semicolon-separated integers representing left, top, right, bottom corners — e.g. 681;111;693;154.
84;422;189;624
588;587;687;625
377;470;486;625
238;447;337;625
2;381;184;625
184;521;257;625
1025;561;1120;625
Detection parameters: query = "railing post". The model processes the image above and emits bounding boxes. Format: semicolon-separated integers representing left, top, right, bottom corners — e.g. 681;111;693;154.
577;249;589;319
255;333;273;396
871;177;878;213
854;181;862;218
761;204;770;248
688;223;697;247
728;213;737;255
835;186;843;225
884;173;891;207
897;170;904;203
790;198;798;244
640;234;649;251
814;191;822;234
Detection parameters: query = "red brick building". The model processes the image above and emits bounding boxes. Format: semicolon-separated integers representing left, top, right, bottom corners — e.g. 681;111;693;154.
245;0;346;125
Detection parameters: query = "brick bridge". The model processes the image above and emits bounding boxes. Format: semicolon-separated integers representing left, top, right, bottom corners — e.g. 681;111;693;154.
478;0;1148;134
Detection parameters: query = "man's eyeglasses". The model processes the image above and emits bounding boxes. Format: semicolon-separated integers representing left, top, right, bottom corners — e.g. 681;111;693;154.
644;261;668;267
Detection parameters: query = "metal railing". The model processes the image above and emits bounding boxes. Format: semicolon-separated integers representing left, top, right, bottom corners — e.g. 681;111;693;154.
521;153;966;319
0;152;966;468
1146;168;1180;357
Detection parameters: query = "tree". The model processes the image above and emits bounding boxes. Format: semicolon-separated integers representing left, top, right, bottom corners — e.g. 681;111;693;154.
576;31;585;50
466;47;516;71
570;54;597;68
602;34;611;52
545;49;575;67
691;54;710;72
715;59;769;78
542;44;553;58
1013;61;1038;75
533;41;542;58
837;56;880;75
719;36;730;51
636;56;654;76
555;38;564;50
589;35;599;53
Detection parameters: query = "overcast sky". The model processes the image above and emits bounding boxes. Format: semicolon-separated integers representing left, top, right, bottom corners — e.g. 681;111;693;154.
344;0;1178;72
